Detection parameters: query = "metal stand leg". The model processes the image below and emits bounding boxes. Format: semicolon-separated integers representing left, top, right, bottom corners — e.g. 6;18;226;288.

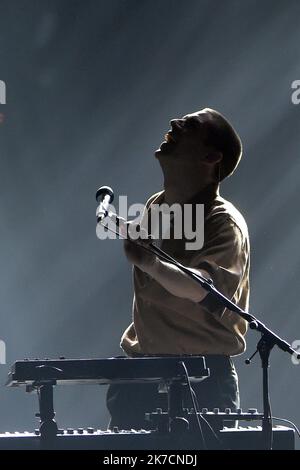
257;334;275;450
36;382;58;441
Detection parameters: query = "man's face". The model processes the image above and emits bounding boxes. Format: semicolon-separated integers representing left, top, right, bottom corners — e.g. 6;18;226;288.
155;109;212;162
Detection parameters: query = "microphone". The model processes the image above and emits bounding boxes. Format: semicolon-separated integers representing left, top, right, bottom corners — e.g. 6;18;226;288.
95;186;114;222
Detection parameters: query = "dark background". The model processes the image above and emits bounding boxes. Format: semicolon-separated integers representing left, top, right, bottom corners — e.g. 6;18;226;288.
0;0;299;443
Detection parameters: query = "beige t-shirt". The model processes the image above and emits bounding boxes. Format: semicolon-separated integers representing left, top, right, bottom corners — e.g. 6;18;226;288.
121;189;250;357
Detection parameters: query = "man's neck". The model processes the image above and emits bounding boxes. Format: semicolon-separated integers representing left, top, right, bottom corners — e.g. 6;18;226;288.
163;181;219;205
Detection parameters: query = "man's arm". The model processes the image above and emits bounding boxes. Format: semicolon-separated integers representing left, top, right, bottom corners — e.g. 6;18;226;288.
148;258;210;302
123;239;210;303
123;214;248;308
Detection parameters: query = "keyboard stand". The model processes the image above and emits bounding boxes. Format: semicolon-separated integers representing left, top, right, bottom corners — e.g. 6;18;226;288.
27;381;58;440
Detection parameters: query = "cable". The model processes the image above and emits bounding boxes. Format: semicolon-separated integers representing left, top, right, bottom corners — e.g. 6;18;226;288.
272;417;300;439
179;361;227;450
179;361;206;449
190;389;229;450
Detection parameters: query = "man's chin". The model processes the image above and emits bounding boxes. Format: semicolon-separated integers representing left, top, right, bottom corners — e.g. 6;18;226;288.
155;141;174;158
154;148;162;158
155;149;167;159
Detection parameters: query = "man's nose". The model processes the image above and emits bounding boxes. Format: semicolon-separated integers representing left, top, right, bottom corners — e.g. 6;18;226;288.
170;118;184;128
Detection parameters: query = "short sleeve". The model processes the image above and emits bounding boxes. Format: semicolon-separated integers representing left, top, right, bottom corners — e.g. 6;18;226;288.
191;214;249;317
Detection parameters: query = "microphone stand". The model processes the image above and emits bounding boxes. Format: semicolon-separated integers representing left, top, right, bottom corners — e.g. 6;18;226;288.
147;242;299;449
97;214;300;450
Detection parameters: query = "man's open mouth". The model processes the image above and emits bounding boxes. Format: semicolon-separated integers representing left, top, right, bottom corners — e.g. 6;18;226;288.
164;132;176;143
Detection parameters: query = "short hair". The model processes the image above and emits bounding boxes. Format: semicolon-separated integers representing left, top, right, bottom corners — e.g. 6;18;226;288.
203;108;243;180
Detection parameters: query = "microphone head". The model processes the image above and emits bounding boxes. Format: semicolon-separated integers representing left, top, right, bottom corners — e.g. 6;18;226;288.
95;186;114;203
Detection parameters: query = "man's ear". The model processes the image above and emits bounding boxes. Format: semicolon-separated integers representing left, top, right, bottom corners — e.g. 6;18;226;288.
204;151;223;164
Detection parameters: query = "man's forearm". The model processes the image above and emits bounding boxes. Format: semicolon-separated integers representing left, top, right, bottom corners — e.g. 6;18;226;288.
147;257;209;303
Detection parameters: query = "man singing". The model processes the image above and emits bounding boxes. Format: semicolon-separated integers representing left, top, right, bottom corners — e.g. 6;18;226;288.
106;108;250;430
